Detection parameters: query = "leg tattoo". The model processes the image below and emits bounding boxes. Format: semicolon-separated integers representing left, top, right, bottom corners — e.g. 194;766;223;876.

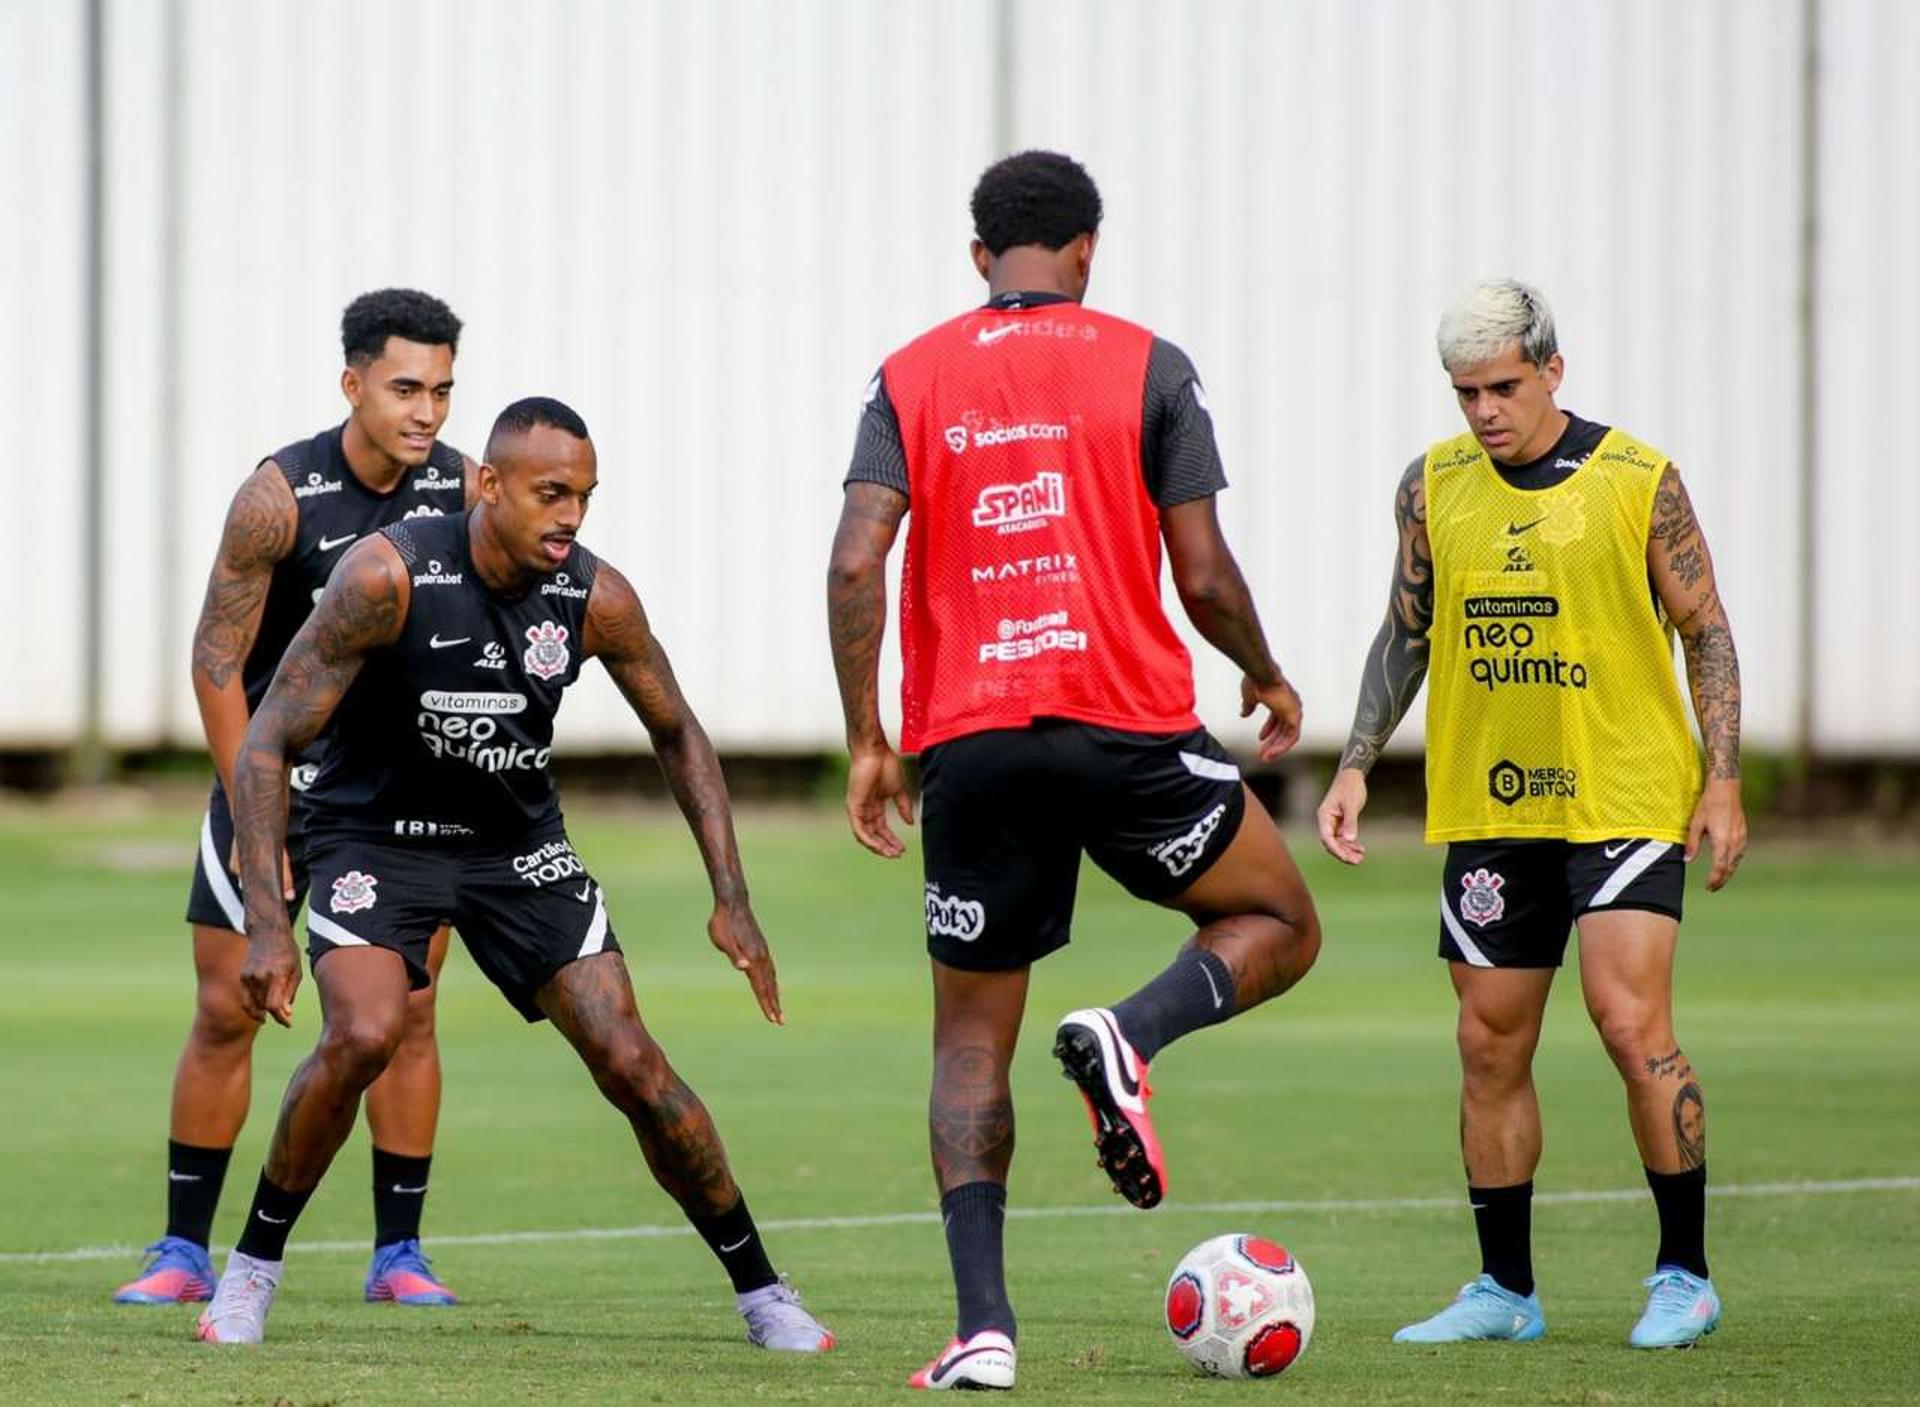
930;1043;1014;1191
1672;1081;1707;1170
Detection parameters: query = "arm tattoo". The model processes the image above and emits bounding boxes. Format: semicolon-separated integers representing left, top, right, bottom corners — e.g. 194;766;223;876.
930;1042;1015;1190
230;542;404;926
827;482;909;750
191;465;295;690
1339;460;1433;772
1651;467;1742;780
587;566;748;906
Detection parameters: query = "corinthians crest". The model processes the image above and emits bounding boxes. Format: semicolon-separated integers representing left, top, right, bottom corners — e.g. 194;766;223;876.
330;870;378;915
523;621;571;681
1458;867;1506;928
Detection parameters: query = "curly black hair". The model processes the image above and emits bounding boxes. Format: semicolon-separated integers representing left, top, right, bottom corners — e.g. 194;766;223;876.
340;288;463;365
970;150;1103;256
486;396;590;460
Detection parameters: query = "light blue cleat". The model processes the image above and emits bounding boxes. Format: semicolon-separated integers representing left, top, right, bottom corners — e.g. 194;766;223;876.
1393;1274;1546;1343
1628;1267;1721;1348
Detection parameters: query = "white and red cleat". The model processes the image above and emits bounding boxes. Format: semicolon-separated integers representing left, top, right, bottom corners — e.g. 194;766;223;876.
1053;1007;1168;1209
194;1251;281;1345
909;1329;1016;1390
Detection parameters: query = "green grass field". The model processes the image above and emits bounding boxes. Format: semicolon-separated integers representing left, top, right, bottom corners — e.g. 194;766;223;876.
1;795;1915;1404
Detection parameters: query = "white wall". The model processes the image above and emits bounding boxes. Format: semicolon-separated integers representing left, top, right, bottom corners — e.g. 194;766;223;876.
7;0;1915;754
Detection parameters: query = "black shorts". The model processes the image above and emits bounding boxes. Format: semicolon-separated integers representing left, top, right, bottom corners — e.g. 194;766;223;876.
919;720;1247;971
1438;837;1686;969
304;829;620;1021
184;770;318;933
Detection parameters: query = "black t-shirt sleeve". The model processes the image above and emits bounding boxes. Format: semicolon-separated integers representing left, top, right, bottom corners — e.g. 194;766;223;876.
843;368;910;495
1142;338;1228;507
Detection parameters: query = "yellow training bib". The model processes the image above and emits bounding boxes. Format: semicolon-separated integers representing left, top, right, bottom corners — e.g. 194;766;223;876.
1422;427;1700;843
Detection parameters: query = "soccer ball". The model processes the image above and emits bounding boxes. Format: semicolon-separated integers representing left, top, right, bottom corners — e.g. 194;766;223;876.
1164;1233;1315;1379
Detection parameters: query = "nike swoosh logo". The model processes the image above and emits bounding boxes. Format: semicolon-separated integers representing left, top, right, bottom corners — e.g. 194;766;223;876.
429;635;472;649
1506;518;1547;535
575;883;593;902
317;533;357;551
168;1171;202;1183
975;324;1020;345
390;1183;429;1195
1604;841;1632;859
257;1212;287;1224
1202;965;1225;1011
718;1235;752;1254
1096;1011;1142;1099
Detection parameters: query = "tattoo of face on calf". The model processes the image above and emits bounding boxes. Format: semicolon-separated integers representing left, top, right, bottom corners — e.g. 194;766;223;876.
1672;1081;1707;1170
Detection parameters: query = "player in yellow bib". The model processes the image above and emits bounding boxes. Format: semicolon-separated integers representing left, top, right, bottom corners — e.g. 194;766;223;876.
1316;280;1746;1350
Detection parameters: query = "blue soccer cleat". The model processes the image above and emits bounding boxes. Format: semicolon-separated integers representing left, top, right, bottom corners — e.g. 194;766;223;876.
365;1239;459;1306
1393;1273;1546;1343
114;1235;215;1304
1628;1267;1721;1348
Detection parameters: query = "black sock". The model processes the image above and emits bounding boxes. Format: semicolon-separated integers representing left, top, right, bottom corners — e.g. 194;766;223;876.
232;1172;314;1261
1469;1181;1535;1297
1109;948;1236;1062
943;1181;1015;1341
163;1139;233;1250
372;1148;432;1249
689;1195;778;1294
1645;1164;1709;1279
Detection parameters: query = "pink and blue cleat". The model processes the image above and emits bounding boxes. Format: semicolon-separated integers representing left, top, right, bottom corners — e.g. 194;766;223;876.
1628;1267;1721;1348
114;1236;215;1304
364;1239;460;1306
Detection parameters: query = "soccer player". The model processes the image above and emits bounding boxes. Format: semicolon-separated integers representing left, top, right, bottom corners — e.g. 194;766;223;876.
117;289;470;1309
194;397;833;1355
1316;279;1744;1349
827;151;1322;1390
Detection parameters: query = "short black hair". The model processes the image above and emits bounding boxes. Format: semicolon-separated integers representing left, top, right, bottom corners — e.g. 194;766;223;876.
486;396;590;461
340;288;463;365
970;150;1103;256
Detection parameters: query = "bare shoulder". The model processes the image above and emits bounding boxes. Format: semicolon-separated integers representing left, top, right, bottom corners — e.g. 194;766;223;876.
1650;462;1697;541
584;560;651;660
314;533;411;651
1395;453;1427;528
222;460;299;566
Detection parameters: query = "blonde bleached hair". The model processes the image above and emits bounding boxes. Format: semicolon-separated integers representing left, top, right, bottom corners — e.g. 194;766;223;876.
1436;279;1558;375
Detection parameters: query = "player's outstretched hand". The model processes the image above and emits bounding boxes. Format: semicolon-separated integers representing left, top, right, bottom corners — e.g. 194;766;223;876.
1240;674;1304;761
239;929;301;1027
1686;777;1747;891
709;900;783;1025
846;745;914;857
1316;767;1369;865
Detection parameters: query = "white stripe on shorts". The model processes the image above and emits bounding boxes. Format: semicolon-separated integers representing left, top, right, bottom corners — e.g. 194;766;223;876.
198;811;246;932
577;887;609;958
1179;750;1241;784
1439;893;1495;968
1587;840;1672;909
307;911;370;947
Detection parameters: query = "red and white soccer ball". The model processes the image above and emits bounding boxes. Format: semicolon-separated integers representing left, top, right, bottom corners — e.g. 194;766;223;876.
1164;1233;1315;1379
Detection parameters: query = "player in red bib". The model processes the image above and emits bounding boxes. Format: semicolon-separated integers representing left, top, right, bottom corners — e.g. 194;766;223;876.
828;151;1323;1391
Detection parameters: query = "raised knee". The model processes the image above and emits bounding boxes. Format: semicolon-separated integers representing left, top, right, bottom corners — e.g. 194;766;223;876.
1457;1016;1532;1089
191;986;261;1047
594;1037;673;1105
321;1013;404;1080
396;988;439;1049
1592;1009;1671;1074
